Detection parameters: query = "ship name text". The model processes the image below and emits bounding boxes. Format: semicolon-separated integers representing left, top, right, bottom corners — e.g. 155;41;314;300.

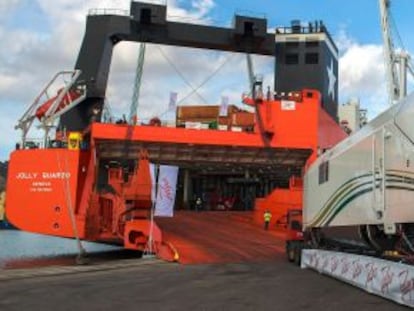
16;171;71;180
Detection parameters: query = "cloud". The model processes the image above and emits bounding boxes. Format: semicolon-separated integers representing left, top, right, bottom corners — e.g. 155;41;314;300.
0;0;22;15
2;2;395;161
335;27;354;53
0;0;227;160
337;31;388;118
106;45;270;121
167;0;215;23
340;44;385;97
337;27;414;119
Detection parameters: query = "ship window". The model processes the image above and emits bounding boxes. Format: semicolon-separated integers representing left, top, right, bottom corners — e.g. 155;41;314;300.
285;53;299;65
140;8;151;24
244;21;254;36
286;41;299;48
305;53;319;64
305;41;319;47
318;161;329;184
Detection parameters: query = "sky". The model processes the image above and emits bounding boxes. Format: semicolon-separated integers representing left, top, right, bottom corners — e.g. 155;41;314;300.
0;0;413;161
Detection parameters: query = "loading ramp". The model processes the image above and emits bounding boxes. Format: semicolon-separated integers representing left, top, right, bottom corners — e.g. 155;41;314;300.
156;211;286;264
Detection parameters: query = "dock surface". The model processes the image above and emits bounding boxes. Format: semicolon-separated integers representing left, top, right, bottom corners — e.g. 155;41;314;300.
0;258;407;311
0;212;410;310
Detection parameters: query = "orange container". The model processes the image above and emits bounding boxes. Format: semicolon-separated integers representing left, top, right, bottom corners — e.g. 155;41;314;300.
231;112;255;126
176;106;219;119
218;116;229;126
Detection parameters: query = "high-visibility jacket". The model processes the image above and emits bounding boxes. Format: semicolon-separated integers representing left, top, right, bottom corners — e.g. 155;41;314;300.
264;211;272;222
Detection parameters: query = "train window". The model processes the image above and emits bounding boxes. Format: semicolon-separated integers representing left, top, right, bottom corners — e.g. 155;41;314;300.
318;161;329;184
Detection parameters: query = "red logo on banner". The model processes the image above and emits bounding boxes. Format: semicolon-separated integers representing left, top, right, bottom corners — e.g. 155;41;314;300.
340;257;350;276
352;260;362;280
365;262;378;288
399;269;414;303
330;256;339;273
380;265;394;294
322;255;329;270
159;177;173;202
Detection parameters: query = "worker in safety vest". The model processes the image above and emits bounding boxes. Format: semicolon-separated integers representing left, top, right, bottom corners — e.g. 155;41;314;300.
263;209;272;230
195;197;202;212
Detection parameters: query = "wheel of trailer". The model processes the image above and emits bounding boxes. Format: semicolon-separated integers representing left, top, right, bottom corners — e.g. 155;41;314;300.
293;243;302;266
286;242;295;262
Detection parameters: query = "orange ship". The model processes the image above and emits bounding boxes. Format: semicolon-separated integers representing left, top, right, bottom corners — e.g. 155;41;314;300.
6;2;346;262
6;88;346;260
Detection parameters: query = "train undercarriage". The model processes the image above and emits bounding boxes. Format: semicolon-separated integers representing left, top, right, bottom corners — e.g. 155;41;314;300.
300;224;414;264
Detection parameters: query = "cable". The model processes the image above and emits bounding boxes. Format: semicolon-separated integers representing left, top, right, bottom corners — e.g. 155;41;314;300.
156;46;235;105
177;53;235;105
389;11;406;51
389;10;414;82
156;46;209;104
56;150;88;264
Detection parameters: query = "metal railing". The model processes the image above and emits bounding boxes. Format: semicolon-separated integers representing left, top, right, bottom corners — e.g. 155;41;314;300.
88;8;130;16
15;70;86;148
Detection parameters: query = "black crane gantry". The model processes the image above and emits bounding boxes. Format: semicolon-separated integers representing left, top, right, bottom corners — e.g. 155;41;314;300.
62;1;275;131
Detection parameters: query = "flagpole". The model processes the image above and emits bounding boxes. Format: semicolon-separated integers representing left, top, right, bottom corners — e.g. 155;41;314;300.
146;163;159;256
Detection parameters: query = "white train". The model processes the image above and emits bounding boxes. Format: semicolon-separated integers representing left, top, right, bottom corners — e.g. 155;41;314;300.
304;92;414;254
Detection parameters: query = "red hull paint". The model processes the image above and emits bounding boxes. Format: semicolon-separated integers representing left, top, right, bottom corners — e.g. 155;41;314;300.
6;90;347;262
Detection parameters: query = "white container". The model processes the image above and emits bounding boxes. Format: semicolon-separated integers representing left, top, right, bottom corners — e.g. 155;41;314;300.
185;121;202;129
231;126;242;132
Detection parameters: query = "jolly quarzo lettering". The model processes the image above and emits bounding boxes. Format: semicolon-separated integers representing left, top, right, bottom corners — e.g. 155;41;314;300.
42;172;71;179
16;172;71;179
16;172;38;179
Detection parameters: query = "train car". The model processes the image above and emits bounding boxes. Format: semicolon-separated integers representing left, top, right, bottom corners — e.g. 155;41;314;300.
303;92;414;255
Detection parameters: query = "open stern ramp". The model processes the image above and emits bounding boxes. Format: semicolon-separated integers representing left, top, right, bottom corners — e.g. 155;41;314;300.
91;123;312;183
156;211;286;264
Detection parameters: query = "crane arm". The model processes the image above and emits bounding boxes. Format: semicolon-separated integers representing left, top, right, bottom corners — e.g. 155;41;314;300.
379;0;400;104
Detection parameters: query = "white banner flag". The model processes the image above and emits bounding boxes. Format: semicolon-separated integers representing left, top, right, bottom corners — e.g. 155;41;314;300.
154;165;179;217
219;96;229;116
168;92;178;111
